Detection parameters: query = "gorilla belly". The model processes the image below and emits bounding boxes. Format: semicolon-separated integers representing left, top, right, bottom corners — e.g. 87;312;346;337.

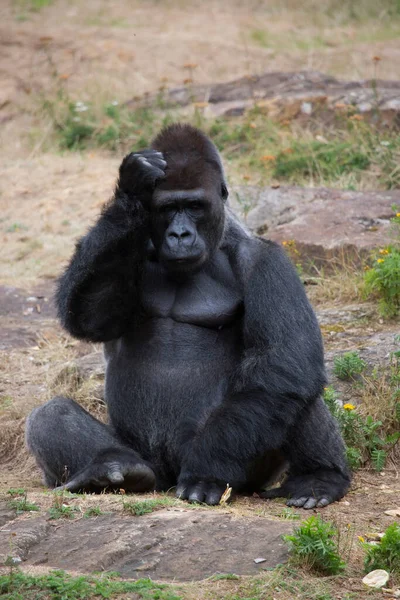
104;318;241;480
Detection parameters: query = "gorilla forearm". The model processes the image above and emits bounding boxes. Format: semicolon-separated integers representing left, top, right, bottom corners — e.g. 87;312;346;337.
57;190;148;342
179;240;327;487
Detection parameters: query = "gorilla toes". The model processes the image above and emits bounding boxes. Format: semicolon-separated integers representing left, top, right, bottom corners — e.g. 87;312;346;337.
259;470;350;509
176;480;226;505
286;496;331;509
55;452;156;494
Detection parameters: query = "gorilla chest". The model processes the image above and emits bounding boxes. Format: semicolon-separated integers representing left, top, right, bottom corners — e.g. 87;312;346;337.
141;257;242;328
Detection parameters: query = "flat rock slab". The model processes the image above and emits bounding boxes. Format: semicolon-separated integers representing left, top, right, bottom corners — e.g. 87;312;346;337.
1;509;292;581
133;71;400;125
230;186;396;262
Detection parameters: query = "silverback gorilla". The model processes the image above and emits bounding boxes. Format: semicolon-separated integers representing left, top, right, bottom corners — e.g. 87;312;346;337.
26;123;350;508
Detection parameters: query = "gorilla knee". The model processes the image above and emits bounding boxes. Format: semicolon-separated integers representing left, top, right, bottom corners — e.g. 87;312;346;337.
25;396;76;451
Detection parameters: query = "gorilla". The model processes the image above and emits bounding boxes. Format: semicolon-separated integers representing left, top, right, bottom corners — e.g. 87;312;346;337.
26;123;350;508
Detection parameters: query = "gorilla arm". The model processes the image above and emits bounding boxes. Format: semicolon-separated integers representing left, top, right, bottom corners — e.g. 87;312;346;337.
177;240;327;500
57;151;166;342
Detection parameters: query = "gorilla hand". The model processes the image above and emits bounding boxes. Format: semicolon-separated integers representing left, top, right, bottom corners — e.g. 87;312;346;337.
118;150;167;202
55;449;156;493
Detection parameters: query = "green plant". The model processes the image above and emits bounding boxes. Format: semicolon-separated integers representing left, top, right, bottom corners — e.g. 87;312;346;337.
283;515;346;575
122;496;174;516
363;522;400;574
48;491;80;519
7;489;39;513
333;351;366;380
364;211;400;317
323;386;400;471
83;506;103;518
279;507;301;520
0;569;181;599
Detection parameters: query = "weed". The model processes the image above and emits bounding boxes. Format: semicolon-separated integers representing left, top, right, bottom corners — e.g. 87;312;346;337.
323;385;400;471
0;569;182;599
364;210;400;317
284;515;345;575
279;507;301;520
333;351;366;380
7;488;40;513
208;573;240;581
122;496;174;516
0;396;13;411
83;506;103;518
363;522;400;574
48;490;80;519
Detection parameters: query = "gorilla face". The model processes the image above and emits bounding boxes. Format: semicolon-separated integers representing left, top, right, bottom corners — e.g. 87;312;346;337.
150;185;225;273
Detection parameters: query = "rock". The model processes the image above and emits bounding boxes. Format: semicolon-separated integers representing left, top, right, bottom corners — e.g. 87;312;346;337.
229;186;397;264
73;351;105;380
384;508;400;518
0;500;16;528
3;509;292;581
362;569;390;588
0;518;50;564
129;71;400;127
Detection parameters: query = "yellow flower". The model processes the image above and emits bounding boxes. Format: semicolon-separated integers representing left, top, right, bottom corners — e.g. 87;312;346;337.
358;536;365;543
343;403;355;411
379;249;389;255
377;258;385;264
396;212;400;218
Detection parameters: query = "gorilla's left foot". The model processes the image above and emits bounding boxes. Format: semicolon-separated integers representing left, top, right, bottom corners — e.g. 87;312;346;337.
260;470;350;509
176;480;227;505
56;449;156;494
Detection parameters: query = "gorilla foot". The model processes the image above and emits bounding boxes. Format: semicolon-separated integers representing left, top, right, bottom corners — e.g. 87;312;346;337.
260;470;350;509
55;449;156;494
176;480;227;505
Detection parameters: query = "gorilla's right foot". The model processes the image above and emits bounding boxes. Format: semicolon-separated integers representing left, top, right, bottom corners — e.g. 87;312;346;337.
55;449;156;493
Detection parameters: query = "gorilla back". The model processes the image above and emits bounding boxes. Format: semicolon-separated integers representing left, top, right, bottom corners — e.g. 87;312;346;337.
26;123;350;507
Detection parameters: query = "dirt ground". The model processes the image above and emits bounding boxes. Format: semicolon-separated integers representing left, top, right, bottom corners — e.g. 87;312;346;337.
1;1;400;597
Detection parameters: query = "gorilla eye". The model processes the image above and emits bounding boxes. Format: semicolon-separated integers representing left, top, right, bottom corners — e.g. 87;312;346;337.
190;202;204;211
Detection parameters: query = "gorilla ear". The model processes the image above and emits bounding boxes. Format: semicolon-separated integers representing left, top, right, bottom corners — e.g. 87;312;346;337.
221;182;229;202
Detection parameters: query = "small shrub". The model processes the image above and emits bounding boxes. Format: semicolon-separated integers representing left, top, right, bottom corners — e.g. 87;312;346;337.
363;522;400;574
283;515;345;575
323;386;400;472
333;351;366;380
48;491;79;519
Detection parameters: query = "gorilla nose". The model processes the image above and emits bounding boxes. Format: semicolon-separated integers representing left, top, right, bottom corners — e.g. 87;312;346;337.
167;229;194;246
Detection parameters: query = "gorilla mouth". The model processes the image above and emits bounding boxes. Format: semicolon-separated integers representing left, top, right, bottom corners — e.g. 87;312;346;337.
165;253;206;271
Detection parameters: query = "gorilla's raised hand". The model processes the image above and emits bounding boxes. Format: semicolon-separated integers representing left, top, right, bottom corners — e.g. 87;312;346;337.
118;150;167;203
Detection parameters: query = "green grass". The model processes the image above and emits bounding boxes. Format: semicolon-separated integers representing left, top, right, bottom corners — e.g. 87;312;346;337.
83;506;103;518
363;522;400;574
122;496;176;516
37;86;400;191
283;516;346;575
0;570;182;600
7;489;39;514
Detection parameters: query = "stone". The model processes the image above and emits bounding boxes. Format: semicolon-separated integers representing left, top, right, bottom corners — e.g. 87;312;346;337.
1;509;292;581
229;186;397;263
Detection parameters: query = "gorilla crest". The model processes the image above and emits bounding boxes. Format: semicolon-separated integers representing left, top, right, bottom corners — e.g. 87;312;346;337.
26;123;350;508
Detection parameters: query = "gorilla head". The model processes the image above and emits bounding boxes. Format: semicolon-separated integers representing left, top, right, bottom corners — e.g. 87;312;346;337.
149;124;228;273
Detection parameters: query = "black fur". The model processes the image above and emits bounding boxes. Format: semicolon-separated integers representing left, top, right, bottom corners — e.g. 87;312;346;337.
26;123;350;507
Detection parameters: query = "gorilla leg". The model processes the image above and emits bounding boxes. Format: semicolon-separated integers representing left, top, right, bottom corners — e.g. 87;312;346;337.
26;396;155;492
261;397;350;508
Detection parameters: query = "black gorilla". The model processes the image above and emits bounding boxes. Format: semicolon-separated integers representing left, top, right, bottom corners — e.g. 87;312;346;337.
26;123;350;508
